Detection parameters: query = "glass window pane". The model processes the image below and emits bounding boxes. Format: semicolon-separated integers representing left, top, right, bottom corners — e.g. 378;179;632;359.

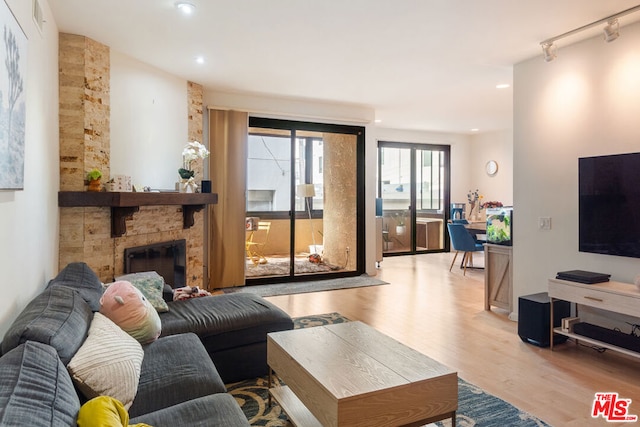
247;132;291;212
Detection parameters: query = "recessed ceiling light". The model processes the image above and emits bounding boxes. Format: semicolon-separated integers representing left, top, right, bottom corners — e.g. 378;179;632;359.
496;84;510;89
374;119;382;123
471;128;479;132
195;56;205;64
175;2;196;15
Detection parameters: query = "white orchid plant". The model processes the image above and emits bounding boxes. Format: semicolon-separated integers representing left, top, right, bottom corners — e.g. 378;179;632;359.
179;141;210;179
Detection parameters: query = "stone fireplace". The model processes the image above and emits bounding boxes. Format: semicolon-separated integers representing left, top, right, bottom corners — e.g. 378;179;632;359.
58;33;207;287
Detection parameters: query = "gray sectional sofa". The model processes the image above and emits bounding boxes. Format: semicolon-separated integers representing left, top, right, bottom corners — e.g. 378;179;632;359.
0;262;293;426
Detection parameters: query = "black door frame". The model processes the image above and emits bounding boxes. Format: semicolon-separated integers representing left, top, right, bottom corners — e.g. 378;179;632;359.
246;116;366;284
377;141;451;256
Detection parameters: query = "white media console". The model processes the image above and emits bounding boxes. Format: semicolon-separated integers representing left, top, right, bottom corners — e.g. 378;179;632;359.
548;278;640;359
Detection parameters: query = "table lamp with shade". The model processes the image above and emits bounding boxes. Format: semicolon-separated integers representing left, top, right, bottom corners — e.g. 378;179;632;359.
297;183;319;254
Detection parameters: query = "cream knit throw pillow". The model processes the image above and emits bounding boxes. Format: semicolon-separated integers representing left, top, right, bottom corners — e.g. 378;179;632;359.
67;313;144;409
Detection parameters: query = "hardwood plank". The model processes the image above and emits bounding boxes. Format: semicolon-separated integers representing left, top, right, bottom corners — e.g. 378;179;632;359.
269;326;408;398
266;253;640;427
327;322;455;382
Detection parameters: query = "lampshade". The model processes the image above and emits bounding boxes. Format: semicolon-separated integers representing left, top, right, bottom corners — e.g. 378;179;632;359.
296;184;315;198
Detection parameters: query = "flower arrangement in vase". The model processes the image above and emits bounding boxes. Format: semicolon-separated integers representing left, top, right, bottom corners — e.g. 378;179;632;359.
467;189;484;220
178;141;209;192
481;200;503;209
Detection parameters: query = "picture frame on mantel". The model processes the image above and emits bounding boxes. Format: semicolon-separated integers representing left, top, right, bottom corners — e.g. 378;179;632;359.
0;0;27;191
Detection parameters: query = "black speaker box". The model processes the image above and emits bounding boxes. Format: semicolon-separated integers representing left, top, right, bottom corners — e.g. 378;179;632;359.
518;292;570;347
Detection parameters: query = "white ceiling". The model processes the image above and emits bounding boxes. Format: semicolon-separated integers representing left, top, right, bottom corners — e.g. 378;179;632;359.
49;0;640;134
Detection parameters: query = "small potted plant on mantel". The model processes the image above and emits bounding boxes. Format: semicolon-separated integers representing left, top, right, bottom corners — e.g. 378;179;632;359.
86;168;102;192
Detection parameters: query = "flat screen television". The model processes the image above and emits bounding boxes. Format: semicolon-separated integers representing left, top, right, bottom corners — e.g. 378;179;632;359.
579;152;640;258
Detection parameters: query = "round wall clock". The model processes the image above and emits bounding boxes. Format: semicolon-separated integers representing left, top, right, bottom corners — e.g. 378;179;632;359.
486;160;498;177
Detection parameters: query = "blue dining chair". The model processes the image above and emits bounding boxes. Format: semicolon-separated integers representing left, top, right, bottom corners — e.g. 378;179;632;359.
447;223;484;275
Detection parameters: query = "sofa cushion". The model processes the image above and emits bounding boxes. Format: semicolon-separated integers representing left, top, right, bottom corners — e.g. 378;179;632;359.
128;333;226;418
159;293;293;382
46;262;104;311
160;293;293;348
130;394;250;427
115;271;169;313
0;341;81;427
1;286;93;365
68;313;144;409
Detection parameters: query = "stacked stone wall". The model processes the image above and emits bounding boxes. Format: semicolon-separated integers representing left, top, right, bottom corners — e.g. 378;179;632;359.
58;34;205;285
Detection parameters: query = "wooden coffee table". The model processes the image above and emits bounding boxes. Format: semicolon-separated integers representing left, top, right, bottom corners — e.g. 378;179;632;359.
267;321;457;427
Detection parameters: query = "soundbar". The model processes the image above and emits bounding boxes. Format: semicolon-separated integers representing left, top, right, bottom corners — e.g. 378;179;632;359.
573;322;640;353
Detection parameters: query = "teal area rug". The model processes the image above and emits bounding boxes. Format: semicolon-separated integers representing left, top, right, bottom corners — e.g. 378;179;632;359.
223;275;388;297
227;313;550;427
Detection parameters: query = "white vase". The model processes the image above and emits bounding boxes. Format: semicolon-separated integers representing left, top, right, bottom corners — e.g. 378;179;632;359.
396;225;406;235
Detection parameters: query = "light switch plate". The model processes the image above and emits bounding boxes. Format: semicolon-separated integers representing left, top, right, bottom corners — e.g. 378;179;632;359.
539;217;552;230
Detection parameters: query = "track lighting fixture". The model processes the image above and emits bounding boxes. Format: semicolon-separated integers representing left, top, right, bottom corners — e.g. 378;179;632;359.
540;5;640;62
541;42;557;63
603;19;620;42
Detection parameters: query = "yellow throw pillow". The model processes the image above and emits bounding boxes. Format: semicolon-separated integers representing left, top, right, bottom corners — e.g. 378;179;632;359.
77;396;152;427
67;313;144;409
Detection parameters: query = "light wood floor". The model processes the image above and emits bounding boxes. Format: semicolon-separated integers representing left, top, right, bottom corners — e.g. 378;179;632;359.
265;253;640;427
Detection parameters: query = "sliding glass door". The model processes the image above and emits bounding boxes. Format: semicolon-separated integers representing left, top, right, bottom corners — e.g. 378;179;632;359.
246;118;365;283
378;142;450;255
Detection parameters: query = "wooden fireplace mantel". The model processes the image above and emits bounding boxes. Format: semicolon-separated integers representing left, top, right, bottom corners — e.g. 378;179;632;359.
58;191;218;237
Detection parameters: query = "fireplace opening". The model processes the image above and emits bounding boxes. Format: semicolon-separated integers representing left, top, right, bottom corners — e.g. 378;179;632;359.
124;239;186;288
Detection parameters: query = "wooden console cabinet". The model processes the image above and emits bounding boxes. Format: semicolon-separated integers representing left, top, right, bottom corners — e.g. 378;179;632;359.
484;244;512;313
548;278;640;359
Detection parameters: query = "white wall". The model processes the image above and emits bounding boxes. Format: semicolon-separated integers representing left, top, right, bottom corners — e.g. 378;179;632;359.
0;0;60;337
513;20;640;318
470;130;513;207
110;51;189;190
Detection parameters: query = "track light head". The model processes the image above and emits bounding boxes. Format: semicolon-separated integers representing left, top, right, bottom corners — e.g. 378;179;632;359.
604;18;620;42
541;42;557;62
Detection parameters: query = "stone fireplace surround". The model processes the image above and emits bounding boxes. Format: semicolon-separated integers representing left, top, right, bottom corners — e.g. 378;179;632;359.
58;33;207;287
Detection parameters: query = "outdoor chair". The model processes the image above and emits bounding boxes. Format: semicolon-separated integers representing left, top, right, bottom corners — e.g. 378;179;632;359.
246;221;271;266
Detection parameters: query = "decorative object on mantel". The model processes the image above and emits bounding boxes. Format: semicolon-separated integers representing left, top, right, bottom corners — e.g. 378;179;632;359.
106;175;132;192
178;141;209;193
86;168;102;192
105;175;133;192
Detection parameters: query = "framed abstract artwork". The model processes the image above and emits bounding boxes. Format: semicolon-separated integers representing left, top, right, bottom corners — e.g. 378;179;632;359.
0;0;26;190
